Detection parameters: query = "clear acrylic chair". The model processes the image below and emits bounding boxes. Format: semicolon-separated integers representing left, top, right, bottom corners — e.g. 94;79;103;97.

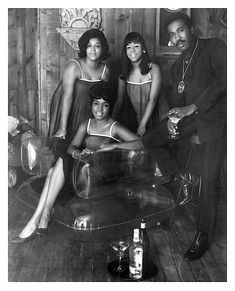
17;136;56;192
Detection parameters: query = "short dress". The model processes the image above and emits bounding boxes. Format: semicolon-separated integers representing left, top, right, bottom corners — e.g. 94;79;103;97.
48;59;107;167
62;118;120;186
83;118;120;152
126;63;168;129
48;59;107;144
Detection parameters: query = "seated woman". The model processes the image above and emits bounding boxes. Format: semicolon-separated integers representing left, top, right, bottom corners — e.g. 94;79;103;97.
11;82;143;243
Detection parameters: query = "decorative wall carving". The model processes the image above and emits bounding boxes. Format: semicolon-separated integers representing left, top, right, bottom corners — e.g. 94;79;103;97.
56;8;102;50
218;8;227;28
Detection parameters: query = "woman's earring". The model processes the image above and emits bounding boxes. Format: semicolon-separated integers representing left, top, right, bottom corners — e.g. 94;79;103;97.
143;50;146;53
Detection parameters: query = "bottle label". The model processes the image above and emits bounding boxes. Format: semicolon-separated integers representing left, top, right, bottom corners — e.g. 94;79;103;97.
129;247;143;279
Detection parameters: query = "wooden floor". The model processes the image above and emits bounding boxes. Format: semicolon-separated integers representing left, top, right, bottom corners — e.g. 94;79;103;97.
8;171;227;282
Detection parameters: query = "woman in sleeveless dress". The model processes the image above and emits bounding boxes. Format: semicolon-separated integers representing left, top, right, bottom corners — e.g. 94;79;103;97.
113;32;167;137
49;29;110;144
11;82;143;243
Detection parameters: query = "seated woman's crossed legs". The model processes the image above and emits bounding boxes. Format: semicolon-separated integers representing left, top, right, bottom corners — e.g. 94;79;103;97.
15;158;65;240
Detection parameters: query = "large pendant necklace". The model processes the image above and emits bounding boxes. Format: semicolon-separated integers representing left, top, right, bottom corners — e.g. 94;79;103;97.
177;38;198;94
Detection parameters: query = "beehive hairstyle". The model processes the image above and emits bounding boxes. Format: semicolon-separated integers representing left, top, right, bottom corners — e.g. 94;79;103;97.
90;81;116;114
78;29;110;60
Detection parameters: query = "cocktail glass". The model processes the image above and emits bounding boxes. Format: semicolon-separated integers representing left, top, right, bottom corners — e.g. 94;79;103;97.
167;112;183;139
111;240;129;272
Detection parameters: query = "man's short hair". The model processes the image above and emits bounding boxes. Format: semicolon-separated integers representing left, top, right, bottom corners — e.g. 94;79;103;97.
164;12;192;31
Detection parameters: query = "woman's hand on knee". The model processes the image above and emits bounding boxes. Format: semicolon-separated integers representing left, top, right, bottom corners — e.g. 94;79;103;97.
54;128;66;139
137;123;146;137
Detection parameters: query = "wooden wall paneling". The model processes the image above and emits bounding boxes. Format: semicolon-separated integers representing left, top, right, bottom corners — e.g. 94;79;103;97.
25;8;37;129
192;8;227;43
114;8;130;61
8;9;18;116
45;9;61;136
59;31;77;80
142;8;156;58
57;11;78;75
35;9;41;135
39;8;61;135
207;8;227;42
102;8;116;64
102;8;117;85
192;8;210;39
16;9;27;118
130;8;143;34
8;91;18;117
59;38;68;80
38;9;47;134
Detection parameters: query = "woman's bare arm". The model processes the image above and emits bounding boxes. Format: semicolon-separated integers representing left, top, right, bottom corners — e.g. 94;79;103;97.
112;78;126;119
137;63;161;136
101;65;110;82
54;62;81;138
100;123;144;151
67;121;87;156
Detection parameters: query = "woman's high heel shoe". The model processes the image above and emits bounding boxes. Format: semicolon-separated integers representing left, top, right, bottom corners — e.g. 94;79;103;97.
36;208;54;235
36;227;48;235
10;228;38;244
36;214;52;235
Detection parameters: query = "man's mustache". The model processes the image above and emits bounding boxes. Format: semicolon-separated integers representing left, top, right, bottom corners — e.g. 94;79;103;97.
176;40;186;47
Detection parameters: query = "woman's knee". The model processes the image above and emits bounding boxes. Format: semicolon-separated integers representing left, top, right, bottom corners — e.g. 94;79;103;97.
54;158;65;180
55;157;63;168
47;158;64;178
47;167;53;177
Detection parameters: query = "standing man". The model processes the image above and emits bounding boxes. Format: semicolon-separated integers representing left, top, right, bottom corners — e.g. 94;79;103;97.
142;12;226;260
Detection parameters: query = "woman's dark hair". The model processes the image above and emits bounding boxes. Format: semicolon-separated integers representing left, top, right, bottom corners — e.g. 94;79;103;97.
164;12;192;31
120;32;151;80
90;81;116;114
78;29;110;60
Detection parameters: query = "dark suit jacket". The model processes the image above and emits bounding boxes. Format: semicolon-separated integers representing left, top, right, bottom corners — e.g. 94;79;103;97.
169;37;227;143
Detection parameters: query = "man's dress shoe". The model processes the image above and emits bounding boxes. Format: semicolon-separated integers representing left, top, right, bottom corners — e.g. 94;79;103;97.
179;183;193;205
10;228;38;244
184;231;209;261
178;172;200;206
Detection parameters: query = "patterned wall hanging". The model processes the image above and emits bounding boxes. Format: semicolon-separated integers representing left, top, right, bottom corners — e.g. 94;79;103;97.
56;8;102;50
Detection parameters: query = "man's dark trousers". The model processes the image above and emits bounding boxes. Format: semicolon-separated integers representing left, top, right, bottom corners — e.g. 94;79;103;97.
142;114;226;237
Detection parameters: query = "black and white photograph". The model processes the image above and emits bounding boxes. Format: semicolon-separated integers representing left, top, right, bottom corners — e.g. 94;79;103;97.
6;3;229;284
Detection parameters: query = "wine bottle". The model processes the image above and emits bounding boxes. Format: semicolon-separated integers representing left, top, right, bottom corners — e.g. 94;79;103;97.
140;218;150;276
129;228;143;279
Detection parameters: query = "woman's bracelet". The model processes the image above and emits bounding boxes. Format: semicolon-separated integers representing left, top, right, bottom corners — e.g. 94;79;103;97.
61;126;66;130
72;149;80;158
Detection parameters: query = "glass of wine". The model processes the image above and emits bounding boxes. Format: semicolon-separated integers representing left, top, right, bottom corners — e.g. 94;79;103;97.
111;240;129;272
167;112;183;139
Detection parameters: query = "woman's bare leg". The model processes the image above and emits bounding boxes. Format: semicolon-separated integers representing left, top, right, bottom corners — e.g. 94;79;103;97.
18;158;65;238
38;158;65;228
